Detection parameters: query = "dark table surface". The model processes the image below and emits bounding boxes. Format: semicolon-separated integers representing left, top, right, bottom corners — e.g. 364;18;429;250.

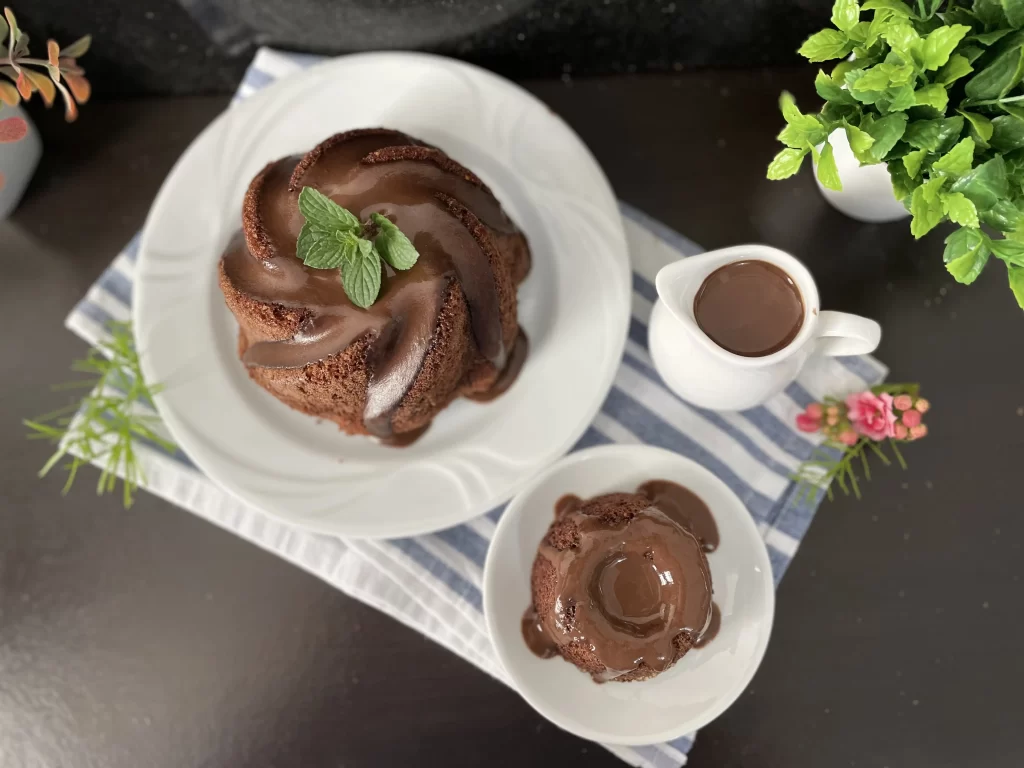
2;68;1021;768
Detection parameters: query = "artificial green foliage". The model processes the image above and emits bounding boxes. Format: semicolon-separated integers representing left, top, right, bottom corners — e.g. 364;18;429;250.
768;0;1024;308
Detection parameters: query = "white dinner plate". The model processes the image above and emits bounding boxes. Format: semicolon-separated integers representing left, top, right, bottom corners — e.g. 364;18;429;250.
484;445;775;745
133;53;629;538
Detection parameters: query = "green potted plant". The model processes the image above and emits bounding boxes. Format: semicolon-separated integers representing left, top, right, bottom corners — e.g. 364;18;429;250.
767;0;1024;309
0;7;91;217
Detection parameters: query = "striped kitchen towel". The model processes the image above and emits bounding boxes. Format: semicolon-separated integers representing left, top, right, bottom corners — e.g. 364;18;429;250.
64;48;887;768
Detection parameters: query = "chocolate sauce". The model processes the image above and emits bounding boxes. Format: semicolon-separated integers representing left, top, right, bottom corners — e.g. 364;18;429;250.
465;329;529;402
220;130;530;439
693;259;804;357
523;487;714;682
637;479;720;553
379;422;431;448
694;602;721;648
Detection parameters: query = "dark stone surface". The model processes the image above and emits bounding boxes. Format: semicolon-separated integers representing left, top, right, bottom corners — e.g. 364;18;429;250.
2;70;1022;767
15;0;833;96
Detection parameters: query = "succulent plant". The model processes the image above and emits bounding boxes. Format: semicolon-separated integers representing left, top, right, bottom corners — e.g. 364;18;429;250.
0;6;91;123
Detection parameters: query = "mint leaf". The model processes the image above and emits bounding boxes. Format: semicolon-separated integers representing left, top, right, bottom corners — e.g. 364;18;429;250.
932;138;975;177
846;122;876;163
298;226;364;269
799;29;855;61
989;236;1024;265
965;45;1024;100
298;186;361;233
914;84;949;112
904;116;964;152
959;110;994;147
951;156;1009;209
902;148;928;177
990;115;1024;151
340;240;381;309
768;147;808;179
1008;264;1024;307
943;228;991;284
910;177;946;237
370;212;419;270
817;141;843;190
864;112;908;161
941;192;980;227
919;25;970;70
1003;0;1024;28
832;0;861;32
861;0;914;15
936;55;974;86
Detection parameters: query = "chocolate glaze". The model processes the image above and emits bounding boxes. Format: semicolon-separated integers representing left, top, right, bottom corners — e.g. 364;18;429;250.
637;479;720;553
220;129;528;438
694;602;721;648
525;488;714;682
465;328;529;402
693;259;804;357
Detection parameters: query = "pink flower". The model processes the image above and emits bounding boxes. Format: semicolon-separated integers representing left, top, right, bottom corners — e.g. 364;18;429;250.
846;391;897;441
796;413;821;433
893;394;914;411
901;408;922;428
806;403;823;419
910;424;928;440
894;423;909;440
914;398;930;413
838;429;858;446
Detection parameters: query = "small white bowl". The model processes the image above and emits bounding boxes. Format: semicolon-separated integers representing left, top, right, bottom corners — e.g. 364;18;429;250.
483;444;775;745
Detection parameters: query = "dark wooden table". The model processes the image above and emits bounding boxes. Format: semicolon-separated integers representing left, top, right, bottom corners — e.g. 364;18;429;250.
2;69;1021;768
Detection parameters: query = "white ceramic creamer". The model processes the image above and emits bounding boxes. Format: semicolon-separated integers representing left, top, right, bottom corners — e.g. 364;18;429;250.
649;244;881;411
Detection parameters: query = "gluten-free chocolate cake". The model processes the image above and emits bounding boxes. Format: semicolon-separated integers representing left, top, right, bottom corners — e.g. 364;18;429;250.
218;128;531;444
522;481;719;683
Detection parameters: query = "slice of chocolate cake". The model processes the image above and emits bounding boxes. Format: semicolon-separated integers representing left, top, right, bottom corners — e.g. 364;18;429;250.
218;128;531;444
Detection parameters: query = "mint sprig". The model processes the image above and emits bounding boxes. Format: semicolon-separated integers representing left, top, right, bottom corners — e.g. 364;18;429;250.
295;187;419;308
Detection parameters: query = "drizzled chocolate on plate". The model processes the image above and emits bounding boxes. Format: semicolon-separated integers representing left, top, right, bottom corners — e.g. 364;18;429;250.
218;128;531;444
522;480;720;683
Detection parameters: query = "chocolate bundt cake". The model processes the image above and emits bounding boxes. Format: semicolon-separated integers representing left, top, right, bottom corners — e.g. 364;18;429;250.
522;488;714;683
218;129;531;444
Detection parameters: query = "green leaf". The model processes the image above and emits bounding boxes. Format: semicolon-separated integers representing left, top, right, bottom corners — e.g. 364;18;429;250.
1003;0;1024;27
864;112;908;161
941;192;981;227
974;0;1010;26
799;29;855;61
989;236;1024;264
815;70;857;103
780;92;826;136
888;160;916;201
861;0;914;14
932;138;975;176
972;29;1012;45
936;55;974;86
370;212;420;270
845;122;877;163
919;25;971;70
832;0;861;31
0;15;7;43
910;177;947;237
990;114;1024;151
1008;264;1024;307
1003;103;1024;121
832;58;861;82
298;186;361;233
943;227;991;283
768;147;808;179
980;198;1024;230
59;35;92;59
904;116;965;152
340;240;382;309
882;21;921;62
913;84;949;112
903;147;928;176
959;110;994;147
816;141;843;190
852;64;893;92
847;21;871;43
965;45;1024;99
844;69;886;104
882;84;917;111
297;226;364;269
951;155;1009;209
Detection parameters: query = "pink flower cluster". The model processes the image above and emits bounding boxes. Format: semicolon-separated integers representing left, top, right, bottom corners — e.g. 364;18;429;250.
796;390;929;445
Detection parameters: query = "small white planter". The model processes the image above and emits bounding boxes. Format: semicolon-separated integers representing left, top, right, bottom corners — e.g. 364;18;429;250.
0;103;42;219
815;128;909;223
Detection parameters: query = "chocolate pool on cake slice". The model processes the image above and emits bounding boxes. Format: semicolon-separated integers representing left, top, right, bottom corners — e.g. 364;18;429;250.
218;128;531;445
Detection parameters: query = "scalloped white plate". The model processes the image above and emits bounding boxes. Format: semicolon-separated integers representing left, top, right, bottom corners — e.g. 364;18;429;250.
133;53;629;538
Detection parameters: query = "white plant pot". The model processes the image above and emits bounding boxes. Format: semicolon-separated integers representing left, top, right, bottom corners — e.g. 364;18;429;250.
0;103;42;219
815;128;909;223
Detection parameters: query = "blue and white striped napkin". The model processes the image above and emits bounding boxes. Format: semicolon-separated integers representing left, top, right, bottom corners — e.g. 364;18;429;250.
65;48;887;767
